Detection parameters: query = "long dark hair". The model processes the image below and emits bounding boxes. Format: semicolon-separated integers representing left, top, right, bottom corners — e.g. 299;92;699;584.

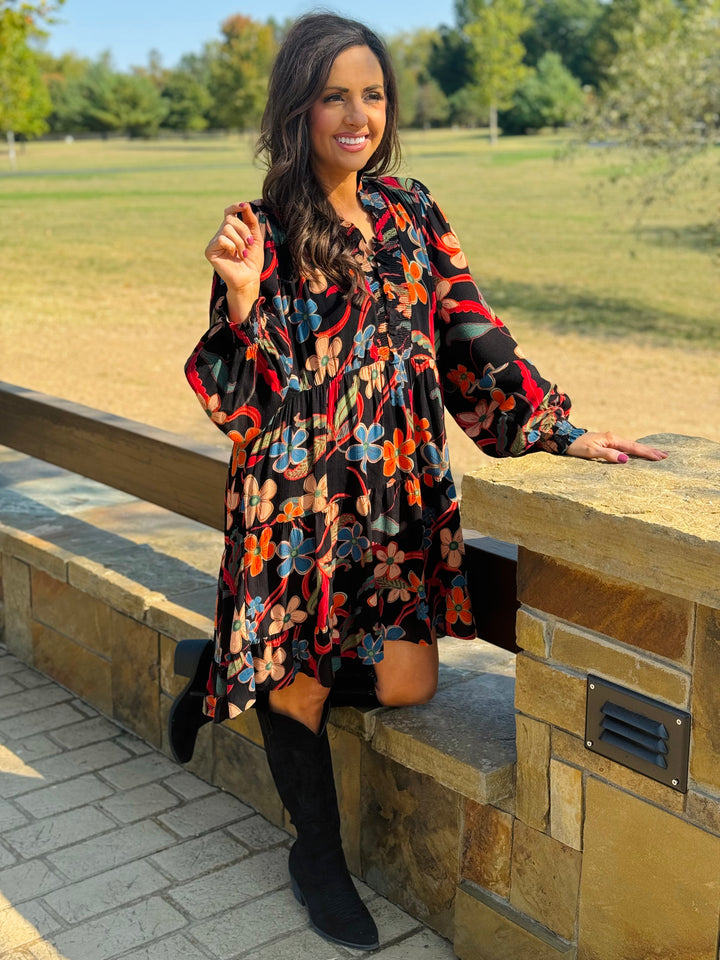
257;13;401;297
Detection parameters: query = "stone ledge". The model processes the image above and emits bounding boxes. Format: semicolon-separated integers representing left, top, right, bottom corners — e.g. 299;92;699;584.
462;434;720;609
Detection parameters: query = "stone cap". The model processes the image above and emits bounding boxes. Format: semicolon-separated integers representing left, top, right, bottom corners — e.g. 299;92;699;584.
461;434;719;609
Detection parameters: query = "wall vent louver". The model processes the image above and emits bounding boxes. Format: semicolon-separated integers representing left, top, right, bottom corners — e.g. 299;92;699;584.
585;676;691;793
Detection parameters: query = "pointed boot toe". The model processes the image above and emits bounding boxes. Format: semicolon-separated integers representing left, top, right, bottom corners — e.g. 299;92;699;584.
168;639;214;764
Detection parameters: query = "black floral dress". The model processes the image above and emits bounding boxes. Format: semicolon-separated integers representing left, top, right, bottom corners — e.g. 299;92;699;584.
186;176;585;720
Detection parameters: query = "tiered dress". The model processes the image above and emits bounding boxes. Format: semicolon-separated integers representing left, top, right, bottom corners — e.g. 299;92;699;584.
185;176;585;720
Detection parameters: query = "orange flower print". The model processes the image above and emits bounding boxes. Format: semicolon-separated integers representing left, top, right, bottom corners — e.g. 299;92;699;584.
440;231;467;269
405;476;422;507
447;365;476;397
383;428;416;477
490;388;516;412
440;528;465;568
402;253;428;306
389;201;412;232
244;527;275;577
375;541;405;580
306;335;342;385
229;428;260;471
413;414;432;445
253;645;287;684
268;596;308;636
278;498;303;523
445;586;472;626
242;476;277;526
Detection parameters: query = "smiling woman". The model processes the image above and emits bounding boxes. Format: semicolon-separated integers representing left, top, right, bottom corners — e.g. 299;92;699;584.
167;11;669;954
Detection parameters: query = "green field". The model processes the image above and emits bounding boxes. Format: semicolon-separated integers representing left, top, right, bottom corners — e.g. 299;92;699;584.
0;131;717;450
1;130;716;345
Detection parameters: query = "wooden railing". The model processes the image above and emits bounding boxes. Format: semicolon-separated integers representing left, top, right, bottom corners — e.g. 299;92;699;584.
0;380;519;650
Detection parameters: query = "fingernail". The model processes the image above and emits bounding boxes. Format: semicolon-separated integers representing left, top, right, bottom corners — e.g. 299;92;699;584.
617;454;629;464
246;236;254;245
242;249;248;258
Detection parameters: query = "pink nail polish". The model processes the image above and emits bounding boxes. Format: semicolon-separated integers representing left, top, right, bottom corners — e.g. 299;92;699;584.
617;454;629;464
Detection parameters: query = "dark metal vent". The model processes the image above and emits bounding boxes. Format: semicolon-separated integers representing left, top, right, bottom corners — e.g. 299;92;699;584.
585;675;691;793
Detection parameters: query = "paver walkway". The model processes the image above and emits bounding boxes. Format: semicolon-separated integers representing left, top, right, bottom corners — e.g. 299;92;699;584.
0;645;457;960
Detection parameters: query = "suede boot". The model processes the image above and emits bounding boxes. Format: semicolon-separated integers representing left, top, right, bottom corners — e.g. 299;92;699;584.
168;638;214;764
329;658;382;709
257;703;379;951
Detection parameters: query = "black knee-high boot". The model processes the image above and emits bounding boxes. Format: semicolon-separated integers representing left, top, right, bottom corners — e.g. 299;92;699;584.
256;703;379;951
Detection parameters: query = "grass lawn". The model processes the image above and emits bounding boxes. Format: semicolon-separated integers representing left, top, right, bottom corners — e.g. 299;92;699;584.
1;130;717;464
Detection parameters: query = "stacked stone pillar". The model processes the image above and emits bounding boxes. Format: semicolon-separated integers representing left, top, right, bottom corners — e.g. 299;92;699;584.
459;434;720;960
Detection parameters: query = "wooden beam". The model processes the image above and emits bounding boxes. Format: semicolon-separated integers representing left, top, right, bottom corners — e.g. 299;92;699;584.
0;381;228;530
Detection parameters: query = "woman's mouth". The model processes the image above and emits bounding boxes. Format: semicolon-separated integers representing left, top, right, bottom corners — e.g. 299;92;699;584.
334;135;369;152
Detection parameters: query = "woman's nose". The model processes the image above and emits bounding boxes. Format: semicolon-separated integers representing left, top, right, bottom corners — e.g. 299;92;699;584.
344;98;367;126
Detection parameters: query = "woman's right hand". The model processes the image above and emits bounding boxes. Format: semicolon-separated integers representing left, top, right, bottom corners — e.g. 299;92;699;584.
205;203;264;323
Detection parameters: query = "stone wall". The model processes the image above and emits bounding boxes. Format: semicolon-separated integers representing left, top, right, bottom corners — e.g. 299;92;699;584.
2;435;718;959
459;434;720;960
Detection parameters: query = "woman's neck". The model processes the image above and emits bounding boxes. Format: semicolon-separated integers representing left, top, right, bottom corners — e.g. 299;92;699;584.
321;174;374;243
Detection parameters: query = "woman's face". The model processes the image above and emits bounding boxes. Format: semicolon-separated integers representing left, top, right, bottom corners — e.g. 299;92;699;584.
308;45;387;191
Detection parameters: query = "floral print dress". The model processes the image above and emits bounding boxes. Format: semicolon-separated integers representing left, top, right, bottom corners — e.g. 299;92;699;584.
186;176;585;720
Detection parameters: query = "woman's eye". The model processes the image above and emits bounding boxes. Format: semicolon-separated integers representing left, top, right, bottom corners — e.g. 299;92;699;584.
324;94;343;103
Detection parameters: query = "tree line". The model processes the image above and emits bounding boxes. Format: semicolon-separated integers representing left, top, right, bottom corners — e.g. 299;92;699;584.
1;0;718;151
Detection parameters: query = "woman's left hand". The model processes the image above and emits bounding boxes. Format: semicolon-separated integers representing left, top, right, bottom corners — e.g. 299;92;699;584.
566;431;668;464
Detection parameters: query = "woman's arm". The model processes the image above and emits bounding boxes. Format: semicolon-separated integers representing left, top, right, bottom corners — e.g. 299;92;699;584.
185;204;294;440
412;181;666;464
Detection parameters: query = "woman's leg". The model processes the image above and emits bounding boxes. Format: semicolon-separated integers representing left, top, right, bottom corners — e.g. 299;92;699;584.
268;671;330;733
373;634;439;707
257;668;378;950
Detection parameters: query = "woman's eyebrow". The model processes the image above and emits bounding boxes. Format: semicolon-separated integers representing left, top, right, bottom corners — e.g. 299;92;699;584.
323;83;384;92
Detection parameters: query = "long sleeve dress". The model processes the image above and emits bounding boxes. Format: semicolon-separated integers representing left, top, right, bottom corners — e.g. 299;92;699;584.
185;176;585;721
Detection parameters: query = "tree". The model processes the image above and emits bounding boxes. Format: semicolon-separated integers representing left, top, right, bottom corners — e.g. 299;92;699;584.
427;25;475;97
389;30;450;127
521;0;604;87
207;15;277;130
39;50;90;132
0;0;64;166
500;52;585;133
581;0;719;241
457;0;532;143
161;68;212;133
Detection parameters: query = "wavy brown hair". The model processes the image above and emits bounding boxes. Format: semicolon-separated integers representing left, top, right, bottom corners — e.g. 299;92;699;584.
257;13;401;298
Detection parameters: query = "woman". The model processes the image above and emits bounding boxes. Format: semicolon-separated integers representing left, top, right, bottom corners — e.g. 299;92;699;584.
171;13;667;952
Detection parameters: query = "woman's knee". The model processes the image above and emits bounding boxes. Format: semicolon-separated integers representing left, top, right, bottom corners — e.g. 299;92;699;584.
375;673;438;707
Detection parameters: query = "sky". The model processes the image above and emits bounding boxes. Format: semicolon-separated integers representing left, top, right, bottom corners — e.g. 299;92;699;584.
44;0;457;71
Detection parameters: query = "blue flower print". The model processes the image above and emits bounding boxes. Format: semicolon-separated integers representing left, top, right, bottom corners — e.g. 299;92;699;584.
352;325;376;361
247;596;265;620
336;523;371;562
380;624;406;643
292;636;310;661
290;297;322;343
421;440;451;482
277;528;316;576
358;632;384;664
416;599;429;621
228;650;255;690
273;293;289;317
270;426;308;472
346;423;384;472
